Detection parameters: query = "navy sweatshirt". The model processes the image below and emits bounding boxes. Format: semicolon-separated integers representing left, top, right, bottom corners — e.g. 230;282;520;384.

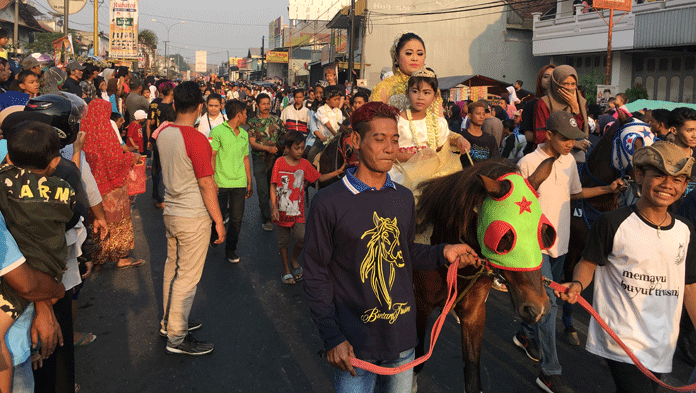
303;176;447;361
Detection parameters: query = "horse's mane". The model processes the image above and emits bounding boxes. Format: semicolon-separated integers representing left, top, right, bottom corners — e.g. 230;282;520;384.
585;109;633;176
416;159;520;251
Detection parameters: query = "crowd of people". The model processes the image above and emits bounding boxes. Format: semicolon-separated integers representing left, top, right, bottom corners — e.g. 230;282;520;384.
0;24;695;393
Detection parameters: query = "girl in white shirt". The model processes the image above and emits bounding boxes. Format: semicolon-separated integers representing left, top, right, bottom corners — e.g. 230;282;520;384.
197;93;227;140
395;68;469;164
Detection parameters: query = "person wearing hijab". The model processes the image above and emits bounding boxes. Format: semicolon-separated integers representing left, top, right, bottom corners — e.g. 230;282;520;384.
39;67;66;96
533;65;590;155
95;76;108;101
82;99;144;269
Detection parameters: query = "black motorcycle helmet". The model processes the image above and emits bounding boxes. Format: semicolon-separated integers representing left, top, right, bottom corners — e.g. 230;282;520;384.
24;92;87;147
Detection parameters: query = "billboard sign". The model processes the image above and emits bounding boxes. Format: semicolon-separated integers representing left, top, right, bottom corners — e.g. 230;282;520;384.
109;0;139;59
593;0;632;12
266;51;288;63
195;50;207;73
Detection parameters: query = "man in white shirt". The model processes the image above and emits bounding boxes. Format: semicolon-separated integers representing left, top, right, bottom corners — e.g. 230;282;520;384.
197;93;227;141
514;111;623;393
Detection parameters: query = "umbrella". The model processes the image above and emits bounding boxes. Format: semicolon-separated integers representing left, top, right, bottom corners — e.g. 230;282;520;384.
29;53;53;63
624;99;696;112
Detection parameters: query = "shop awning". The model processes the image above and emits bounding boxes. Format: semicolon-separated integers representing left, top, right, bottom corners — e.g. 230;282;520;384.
438;75;511;95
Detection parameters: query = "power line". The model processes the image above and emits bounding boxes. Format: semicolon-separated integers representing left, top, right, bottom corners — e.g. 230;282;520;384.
369;0;549;25
368;0;542;20
139;12;267;27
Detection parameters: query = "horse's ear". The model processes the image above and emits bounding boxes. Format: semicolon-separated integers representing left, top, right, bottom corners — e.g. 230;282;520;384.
527;157;555;191
478;175;510;199
372;211;379;226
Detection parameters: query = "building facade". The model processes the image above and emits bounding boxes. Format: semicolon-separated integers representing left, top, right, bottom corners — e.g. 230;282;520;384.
359;0;553;89
533;0;696;103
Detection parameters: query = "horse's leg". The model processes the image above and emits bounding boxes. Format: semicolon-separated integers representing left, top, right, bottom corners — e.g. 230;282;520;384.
457;278;492;393
412;269;445;391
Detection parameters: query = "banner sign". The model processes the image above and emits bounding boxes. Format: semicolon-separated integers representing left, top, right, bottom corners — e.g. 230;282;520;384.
266;51;288;63
195;51;207;73
593;0;632;12
238;58;247;69
109;0;138;59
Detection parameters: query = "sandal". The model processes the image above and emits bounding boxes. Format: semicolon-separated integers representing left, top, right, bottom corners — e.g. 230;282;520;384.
117;259;146;269
281;274;295;285
74;332;97;347
291;266;304;282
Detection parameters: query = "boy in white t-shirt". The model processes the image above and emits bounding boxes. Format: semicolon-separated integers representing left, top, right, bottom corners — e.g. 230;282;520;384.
515;111;623;393
307;86;344;162
559;141;696;393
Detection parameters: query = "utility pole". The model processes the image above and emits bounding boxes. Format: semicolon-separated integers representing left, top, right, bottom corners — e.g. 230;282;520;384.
261;35;265;79
288;20;293;84
64;0;69;36
94;0;98;56
347;0;356;85
13;0;18;54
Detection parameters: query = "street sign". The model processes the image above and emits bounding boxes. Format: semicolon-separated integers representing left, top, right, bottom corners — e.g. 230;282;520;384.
593;0;632;12
47;0;88;15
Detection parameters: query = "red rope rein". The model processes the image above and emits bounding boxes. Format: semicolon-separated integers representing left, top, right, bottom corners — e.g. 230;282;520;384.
349;260;460;375
348;264;696;391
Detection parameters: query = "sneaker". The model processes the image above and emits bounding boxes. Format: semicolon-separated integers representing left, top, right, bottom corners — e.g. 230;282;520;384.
536;372;575;393
513;332;540;361
227;252;240;264
165;333;213;356
159;319;203;337
262;222;273;231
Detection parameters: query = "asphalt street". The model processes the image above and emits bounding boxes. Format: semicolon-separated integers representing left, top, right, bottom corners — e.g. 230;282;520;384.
72;176;695;392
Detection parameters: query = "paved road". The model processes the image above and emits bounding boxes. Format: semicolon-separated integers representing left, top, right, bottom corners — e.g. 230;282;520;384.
73;179;695;392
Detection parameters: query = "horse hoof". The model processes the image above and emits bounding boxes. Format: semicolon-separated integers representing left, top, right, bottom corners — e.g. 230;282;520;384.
564;328;580;346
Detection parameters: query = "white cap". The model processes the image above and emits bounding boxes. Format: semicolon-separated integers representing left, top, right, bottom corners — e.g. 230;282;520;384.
134;110;147;120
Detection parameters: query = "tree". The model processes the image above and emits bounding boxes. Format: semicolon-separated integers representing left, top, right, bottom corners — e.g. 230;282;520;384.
578;70;604;105
25;31;76;55
138;29;158;73
625;85;649;103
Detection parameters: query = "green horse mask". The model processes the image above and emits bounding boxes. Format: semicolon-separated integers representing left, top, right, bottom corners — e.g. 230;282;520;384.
476;173;556;271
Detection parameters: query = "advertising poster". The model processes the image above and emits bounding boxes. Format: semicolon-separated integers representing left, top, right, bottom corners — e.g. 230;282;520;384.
266;51;288;63
109;0;138;59
195;51;207;73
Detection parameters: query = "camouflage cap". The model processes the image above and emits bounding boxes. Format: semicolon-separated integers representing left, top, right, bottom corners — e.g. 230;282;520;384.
633;141;694;177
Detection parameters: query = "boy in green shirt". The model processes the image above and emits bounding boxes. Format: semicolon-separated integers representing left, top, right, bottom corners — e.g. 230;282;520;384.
209;99;252;263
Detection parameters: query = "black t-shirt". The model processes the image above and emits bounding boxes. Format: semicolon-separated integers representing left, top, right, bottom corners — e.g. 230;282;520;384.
62;77;83;97
460;127;500;165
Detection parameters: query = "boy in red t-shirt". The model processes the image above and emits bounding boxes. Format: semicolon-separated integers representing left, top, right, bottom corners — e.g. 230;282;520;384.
271;131;345;285
126;109;147;153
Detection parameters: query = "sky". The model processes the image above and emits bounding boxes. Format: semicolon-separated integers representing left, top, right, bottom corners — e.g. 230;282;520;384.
60;0;290;66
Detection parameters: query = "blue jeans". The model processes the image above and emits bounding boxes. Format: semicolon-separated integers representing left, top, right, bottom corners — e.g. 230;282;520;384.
519;254;564;376
687;364;696;393
12;358;33;393
335;348;415;393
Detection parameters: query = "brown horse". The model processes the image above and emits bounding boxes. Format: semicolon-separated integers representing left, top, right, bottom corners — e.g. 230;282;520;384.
413;158;556;393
